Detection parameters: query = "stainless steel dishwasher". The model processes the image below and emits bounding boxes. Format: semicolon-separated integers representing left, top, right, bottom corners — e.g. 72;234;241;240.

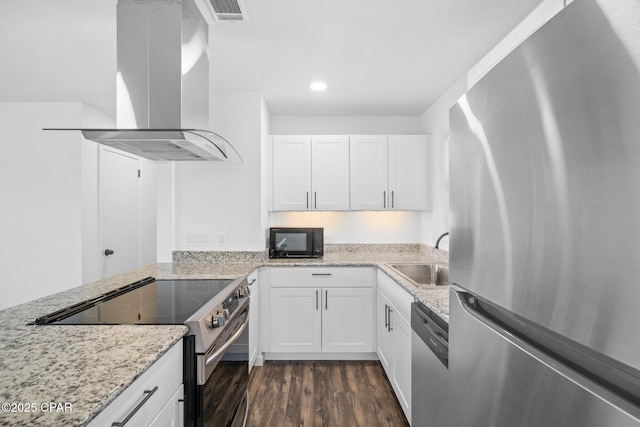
411;301;449;427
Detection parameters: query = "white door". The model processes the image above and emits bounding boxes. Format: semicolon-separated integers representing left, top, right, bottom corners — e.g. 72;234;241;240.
99;148;140;278
311;136;350;210
270;287;322;352
388;135;427;210
322;287;373;352
272;136;312;211
350;135;388;210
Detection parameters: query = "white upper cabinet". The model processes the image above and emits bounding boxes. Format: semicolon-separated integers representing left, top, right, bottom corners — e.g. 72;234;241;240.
350;135;427;210
272;135;350;211
350;135;389;210
388;135;427;210
273;134;428;211
311;136;350;211
272;135;312;211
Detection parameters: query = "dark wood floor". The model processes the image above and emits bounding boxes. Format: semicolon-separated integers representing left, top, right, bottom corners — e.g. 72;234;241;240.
247;360;409;427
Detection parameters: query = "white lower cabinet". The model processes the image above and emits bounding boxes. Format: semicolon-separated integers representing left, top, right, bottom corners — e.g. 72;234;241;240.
377;270;413;424
270;286;373;353
270;287;323;352
267;267;374;355
323;287;373;352
149;385;184;427
88;341;183;427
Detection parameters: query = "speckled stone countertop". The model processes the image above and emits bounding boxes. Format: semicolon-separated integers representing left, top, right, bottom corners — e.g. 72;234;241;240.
0;265;187;427
0;244;448;426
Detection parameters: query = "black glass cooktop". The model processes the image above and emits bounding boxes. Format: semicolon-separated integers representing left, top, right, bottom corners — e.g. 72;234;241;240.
33;278;233;325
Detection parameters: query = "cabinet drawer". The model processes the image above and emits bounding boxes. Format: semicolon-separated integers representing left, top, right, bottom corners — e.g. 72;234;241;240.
88;341;183;427
377;270;413;322
270;267;375;287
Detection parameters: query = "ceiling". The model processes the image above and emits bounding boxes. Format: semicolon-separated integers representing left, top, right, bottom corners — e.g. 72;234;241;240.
0;0;544;117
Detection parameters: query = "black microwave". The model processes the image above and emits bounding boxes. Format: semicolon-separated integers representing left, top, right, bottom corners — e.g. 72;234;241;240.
269;228;324;258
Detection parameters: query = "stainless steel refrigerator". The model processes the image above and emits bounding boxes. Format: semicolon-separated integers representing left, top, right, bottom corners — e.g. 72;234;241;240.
449;0;640;425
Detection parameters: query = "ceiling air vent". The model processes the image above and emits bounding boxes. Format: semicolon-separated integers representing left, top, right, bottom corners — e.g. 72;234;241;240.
208;0;248;22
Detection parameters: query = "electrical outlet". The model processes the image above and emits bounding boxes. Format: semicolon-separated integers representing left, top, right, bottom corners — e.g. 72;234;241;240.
186;232;209;246
217;232;228;247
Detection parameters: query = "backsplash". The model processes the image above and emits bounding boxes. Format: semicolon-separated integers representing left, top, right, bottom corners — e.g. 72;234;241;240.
173;250;267;263
172;243;448;264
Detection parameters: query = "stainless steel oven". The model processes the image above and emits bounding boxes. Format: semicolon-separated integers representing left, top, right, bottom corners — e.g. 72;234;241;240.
182;278;251;427
191;300;249;427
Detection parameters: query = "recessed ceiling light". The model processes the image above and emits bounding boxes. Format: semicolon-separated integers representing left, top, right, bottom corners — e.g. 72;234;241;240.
310;80;328;91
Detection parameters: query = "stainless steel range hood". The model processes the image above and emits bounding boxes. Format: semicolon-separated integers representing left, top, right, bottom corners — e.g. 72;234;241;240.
62;0;241;162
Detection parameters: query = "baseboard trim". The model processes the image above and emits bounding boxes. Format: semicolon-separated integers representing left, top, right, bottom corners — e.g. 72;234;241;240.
264;352;378;361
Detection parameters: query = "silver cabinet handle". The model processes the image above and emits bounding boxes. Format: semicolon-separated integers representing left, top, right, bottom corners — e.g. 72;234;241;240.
111;386;158;426
314;192;317;209
383;191;386;208
384;304;389;329
325;290;328;310
306;191;309;209
248;278;256;286
312;273;332;276
388;307;394;332
316;290;319;310
391;190;395;208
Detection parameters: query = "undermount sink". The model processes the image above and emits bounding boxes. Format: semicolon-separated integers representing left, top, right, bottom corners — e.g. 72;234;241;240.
388;263;449;288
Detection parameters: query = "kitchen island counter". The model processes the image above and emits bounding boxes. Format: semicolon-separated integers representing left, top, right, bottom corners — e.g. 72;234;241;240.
0;265;187;427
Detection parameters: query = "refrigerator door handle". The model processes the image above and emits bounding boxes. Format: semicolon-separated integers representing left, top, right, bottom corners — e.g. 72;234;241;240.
451;289;640;414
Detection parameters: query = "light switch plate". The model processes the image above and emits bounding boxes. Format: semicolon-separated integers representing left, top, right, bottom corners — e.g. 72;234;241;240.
217;232;228;247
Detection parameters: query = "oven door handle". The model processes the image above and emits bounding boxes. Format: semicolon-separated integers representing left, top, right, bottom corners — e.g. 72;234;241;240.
205;314;249;367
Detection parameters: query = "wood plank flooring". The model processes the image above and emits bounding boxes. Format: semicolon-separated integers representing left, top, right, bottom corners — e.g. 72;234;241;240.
247;360;409;427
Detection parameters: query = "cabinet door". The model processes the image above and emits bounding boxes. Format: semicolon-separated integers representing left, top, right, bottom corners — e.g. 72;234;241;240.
376;289;393;373
272;136;312;211
148;385;184;427
322;287;373;352
391;312;412;423
350;135;389;210
270;287;322;352
388;135;427;210
311;136;350;210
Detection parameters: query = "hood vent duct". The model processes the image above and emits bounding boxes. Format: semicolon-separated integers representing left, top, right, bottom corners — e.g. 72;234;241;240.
49;0;242;163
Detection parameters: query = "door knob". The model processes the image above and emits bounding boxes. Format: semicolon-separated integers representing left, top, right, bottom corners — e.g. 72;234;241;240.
104;249;114;256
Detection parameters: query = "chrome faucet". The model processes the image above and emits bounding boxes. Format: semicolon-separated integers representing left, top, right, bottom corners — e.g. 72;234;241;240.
435;232;449;249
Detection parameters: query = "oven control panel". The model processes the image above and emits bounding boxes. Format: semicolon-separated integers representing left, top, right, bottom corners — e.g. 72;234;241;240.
207;283;250;329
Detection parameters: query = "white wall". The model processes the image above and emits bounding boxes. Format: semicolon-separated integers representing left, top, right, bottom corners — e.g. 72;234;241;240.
270;211;423;244
260;97;271;247
419;0;569;251
157;91;268;256
270;115;425;135
0;103;83;309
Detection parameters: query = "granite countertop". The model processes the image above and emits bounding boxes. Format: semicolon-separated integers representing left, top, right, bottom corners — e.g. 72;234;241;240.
0;265;187;427
0;244;448;426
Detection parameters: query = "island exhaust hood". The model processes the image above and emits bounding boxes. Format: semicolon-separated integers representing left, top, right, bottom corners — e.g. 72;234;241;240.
52;0;242;162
